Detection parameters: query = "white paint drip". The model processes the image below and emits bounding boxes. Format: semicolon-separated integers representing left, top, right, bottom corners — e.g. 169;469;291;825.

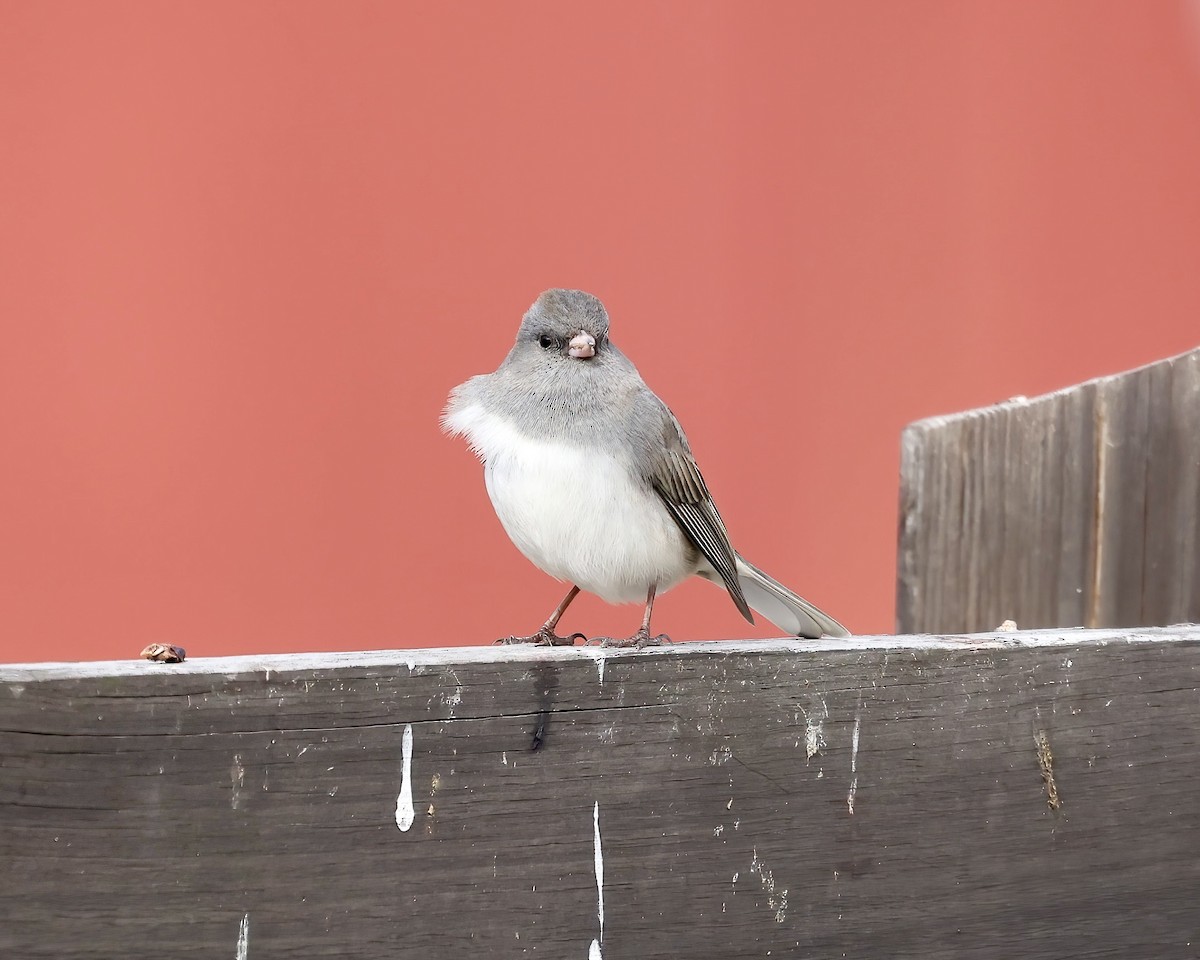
590;801;604;959
236;913;249;959
395;724;415;832
848;713;862;815
580;647;609;684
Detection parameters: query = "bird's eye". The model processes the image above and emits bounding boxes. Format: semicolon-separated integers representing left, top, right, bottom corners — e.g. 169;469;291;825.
538;335;555;349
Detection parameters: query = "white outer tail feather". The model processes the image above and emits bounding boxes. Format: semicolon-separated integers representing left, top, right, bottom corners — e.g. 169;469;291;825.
721;557;849;639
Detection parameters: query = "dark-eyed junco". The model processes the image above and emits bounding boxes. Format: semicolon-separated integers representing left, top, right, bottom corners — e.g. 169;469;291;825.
443;289;849;646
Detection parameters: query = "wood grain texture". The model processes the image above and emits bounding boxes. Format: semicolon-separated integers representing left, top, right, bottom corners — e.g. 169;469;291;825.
898;347;1200;635
4;629;1200;959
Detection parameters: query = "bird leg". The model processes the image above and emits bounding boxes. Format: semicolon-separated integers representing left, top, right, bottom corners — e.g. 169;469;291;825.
591;584;671;647
495;585;586;646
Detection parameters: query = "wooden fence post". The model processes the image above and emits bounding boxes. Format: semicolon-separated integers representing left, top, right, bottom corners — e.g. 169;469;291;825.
898;347;1200;635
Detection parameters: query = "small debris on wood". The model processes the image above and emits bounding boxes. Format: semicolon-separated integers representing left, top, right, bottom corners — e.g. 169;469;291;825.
140;643;186;663
997;620;1018;632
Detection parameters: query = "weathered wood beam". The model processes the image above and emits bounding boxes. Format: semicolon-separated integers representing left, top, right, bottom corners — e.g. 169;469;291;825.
897;346;1200;634
4;628;1200;958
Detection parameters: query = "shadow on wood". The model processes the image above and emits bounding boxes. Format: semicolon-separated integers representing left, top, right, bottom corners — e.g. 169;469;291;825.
4;629;1200;958
897;346;1200;635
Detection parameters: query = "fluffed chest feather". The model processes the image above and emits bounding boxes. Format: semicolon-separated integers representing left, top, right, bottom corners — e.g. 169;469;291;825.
443;402;696;602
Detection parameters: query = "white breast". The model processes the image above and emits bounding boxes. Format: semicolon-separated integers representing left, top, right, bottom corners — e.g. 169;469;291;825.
444;402;696;604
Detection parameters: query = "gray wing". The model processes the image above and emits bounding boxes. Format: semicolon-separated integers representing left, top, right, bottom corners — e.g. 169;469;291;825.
647;405;754;624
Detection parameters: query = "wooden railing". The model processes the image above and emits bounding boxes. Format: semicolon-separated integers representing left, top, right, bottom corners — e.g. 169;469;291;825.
4;627;1199;958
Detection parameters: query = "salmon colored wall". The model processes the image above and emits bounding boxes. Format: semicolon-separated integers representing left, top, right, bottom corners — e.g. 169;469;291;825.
3;2;1199;662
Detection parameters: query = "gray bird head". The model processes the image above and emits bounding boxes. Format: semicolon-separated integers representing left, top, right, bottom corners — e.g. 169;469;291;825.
509;289;612;366
474;288;640;438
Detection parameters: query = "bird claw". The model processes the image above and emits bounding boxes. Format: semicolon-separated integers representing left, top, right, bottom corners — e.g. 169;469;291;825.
494;628;585;647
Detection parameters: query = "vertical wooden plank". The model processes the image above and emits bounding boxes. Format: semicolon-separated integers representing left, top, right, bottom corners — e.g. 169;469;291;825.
1053;382;1097;627
1091;366;1153;627
897;419;935;632
1141;351;1200;624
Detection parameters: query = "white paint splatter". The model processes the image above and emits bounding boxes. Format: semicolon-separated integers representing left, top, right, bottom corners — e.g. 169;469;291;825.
590;801;604;959
803;698;828;759
230;754;245;810
395;724;414;832
439;669;463;714
236;913;249;959
750;848;788;922
848;713;862;815
804;723;822;758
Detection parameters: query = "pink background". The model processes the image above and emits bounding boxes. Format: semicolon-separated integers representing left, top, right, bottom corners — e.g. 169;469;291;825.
2;2;1199;661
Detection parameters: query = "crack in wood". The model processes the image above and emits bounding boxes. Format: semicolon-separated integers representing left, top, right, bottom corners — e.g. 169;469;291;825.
0;701;677;741
726;754;793;795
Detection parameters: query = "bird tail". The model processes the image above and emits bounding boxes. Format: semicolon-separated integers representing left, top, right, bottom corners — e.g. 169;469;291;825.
730;556;849;639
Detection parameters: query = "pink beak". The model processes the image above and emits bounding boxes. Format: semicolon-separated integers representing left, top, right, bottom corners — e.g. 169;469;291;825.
568;331;596;359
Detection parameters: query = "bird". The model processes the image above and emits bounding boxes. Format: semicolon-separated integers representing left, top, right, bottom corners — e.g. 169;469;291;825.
442;289;849;646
